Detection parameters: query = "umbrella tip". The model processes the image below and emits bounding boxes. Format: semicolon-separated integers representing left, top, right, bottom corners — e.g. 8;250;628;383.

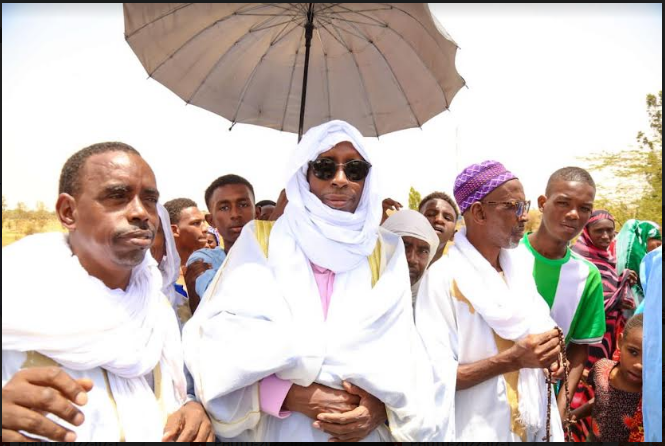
229;122;237;132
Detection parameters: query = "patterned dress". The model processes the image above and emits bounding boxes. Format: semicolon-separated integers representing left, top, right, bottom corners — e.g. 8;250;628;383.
588;359;642;442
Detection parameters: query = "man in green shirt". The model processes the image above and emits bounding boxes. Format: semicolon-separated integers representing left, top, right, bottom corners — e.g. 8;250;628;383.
521;167;605;426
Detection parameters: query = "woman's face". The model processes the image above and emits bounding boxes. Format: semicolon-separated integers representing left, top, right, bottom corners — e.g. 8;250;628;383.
588;218;615;250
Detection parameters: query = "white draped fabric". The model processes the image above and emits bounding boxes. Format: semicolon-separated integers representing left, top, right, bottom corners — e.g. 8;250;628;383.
2;232;186;441
416;228;564;442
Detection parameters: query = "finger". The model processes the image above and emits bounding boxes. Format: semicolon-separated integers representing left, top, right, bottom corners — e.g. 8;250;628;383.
342;381;366;397
193;421;212;442
542;345;561;366
175;416;201;442
206;430;216;442
538;336;561;355
162;412;183;442
24;367;89;406
314;419;366;436
75;378;94;392
317;406;366;425
1;429;39;442
2;403;77;442
7;382;85;427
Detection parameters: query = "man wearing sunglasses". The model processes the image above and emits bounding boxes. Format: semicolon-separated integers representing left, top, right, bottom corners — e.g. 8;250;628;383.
520;167;605;426
182;120;452;442
416;160;565;441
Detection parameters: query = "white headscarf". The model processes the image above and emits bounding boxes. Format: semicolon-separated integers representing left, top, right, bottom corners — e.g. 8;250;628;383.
382;209;440;265
156;203;181;306
282;120;382;273
382;209;440;302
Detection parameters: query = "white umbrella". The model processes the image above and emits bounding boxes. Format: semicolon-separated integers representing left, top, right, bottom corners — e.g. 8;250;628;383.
124;3;465;139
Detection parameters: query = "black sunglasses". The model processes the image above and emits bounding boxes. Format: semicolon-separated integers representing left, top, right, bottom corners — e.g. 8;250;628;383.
308;158;372;182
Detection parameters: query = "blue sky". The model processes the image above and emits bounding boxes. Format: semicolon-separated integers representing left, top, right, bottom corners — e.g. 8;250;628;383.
2;3;662;210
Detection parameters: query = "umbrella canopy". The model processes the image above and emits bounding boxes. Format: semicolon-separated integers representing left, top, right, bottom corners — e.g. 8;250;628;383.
124;3;465;138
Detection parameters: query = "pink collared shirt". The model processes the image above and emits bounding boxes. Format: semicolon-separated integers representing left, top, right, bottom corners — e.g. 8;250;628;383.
259;262;335;418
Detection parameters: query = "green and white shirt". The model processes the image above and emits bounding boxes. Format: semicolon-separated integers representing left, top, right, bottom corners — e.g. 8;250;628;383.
520;233;605;344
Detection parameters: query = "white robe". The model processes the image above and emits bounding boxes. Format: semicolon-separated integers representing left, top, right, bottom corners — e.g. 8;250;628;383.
182;222;454;442
2;232;186;441
415;229;564;442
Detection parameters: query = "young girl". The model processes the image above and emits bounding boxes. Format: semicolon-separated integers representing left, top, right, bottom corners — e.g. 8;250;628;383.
570;314;644;442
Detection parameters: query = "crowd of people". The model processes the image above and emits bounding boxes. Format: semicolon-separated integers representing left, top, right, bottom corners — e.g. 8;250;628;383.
2;120;662;442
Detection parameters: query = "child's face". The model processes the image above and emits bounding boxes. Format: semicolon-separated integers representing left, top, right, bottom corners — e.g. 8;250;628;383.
618;327;643;385
206;233;218;249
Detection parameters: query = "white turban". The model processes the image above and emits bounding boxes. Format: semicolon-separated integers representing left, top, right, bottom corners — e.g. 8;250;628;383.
382;209;440;266
282;120;382;273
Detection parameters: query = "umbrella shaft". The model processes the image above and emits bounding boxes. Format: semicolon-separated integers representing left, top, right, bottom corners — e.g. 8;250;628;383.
298;4;315;142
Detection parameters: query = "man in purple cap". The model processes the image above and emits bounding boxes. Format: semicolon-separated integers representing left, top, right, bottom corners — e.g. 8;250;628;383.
416;160;565;441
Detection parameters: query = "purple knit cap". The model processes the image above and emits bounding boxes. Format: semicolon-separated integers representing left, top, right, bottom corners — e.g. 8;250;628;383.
453;161;518;214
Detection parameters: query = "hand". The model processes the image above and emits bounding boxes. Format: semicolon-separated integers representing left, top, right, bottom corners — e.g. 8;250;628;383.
184;260;212;312
314;381;387;442
512;329;561;370
381;198;403;224
627;270;638;286
283;383;360;421
543;358;569;381
268;189;288;221
2;367;93;442
162;401;214;442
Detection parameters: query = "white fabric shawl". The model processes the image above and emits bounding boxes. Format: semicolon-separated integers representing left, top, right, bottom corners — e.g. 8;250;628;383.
448;228;563;437
183;120;453;442
2;232;186;441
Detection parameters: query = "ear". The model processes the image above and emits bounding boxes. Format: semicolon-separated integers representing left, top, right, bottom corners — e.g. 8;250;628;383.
204;213;213;226
537;194;547;211
254;206;261;220
56;193;77;230
171;224;179;238
468;202;486;225
618;332;624;349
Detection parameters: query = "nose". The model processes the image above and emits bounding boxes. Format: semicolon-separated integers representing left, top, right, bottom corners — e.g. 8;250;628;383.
128;195;150;223
566;208;580;220
331;166;350;187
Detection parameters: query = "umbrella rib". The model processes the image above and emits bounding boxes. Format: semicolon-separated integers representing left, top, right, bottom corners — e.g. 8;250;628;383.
316;19;352;51
280;25;305;131
332;15;421;128
186;18;301;106
145;5;282;78
320;18;379;136
377;3;460;51
125;3;194;39
315;25;332;122
230;22;302;125
316;4;387;27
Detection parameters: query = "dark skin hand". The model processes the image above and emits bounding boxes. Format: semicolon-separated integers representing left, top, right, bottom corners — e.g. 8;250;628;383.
314;381;388;442
2;367;93;442
184;260;212;314
380;198;403;224
283;382;360;421
162;401;214;442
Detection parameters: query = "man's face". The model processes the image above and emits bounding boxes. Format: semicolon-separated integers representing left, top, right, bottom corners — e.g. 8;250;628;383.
209;183;256;247
257;205;275;221
420;198;457;247
64;151;160;270
588;218;615;251
307;141;366;213
480;179;529;249
173;206;207;254
539;180;595;243
150;221;166;264
403;236;431;285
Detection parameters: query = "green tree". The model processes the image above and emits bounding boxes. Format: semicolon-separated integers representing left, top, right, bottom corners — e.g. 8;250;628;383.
408;186;422;211
584;91;662;227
